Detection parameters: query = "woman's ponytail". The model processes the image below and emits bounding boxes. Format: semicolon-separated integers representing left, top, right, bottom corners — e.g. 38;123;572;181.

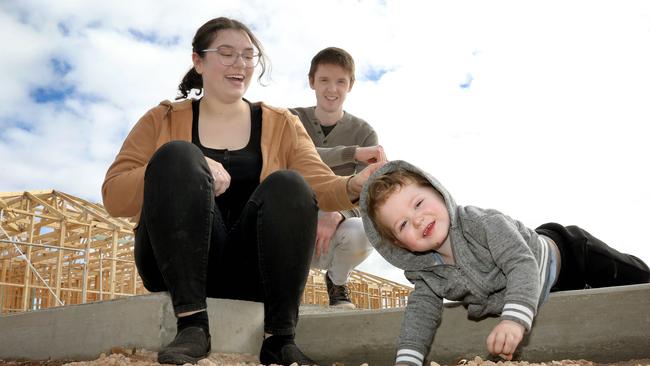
176;67;203;100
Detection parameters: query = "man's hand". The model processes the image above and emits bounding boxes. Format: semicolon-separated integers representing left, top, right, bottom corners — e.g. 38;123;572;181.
205;157;231;197
354;145;387;164
486;319;525;360
314;211;343;258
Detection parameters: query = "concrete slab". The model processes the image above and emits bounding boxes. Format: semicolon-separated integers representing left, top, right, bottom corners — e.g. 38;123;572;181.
296;283;650;365
0;293;264;361
1;284;649;365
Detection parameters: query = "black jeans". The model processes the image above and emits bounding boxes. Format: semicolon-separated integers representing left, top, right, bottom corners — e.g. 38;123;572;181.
134;141;318;335
536;222;650;291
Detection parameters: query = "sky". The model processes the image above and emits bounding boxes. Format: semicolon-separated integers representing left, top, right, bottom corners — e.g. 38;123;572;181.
1;0;649;286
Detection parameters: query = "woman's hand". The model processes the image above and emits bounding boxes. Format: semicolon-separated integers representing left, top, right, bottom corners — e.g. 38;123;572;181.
347;161;387;200
486;319;525;360
205;157;231;197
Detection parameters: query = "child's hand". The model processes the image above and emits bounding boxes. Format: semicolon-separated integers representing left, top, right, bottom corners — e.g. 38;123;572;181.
486;319;525;360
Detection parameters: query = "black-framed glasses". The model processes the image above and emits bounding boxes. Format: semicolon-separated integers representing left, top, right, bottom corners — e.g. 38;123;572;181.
201;46;260;68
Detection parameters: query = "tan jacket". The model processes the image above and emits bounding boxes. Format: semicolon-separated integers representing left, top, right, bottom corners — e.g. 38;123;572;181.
102;99;354;223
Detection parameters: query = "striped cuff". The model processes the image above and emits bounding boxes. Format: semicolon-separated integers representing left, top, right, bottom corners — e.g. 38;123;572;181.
501;302;534;330
395;348;425;366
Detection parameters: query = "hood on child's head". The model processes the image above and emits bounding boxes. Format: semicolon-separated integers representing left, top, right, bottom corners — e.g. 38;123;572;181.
359;160;458;271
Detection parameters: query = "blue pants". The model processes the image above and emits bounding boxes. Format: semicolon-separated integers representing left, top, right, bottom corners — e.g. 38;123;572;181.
134;141;318;335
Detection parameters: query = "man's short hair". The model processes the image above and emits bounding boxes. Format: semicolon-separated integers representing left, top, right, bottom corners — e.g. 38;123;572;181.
308;47;355;84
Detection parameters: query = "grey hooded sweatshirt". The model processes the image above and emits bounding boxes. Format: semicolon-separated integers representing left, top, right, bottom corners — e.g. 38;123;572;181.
359;161;554;366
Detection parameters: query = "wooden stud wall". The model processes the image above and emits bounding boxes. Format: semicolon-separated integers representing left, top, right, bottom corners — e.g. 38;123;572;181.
0;190;145;314
303;269;411;310
1;190;410;314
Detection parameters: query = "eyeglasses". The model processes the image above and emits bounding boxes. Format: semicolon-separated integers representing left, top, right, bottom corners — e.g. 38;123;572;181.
201;46;260;68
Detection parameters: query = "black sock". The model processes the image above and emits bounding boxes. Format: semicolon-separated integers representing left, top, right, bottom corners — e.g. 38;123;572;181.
177;310;210;336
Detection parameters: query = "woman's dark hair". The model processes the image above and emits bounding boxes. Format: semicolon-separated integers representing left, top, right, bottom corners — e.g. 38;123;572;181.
176;17;270;99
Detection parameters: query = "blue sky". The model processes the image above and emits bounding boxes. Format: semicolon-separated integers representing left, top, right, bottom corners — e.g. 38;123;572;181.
1;0;650;284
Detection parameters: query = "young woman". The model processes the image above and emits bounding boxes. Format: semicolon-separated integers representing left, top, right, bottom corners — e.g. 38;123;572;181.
102;17;384;366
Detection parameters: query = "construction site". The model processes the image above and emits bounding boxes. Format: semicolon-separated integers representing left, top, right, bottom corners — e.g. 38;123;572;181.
0;189;411;315
1;190;650;365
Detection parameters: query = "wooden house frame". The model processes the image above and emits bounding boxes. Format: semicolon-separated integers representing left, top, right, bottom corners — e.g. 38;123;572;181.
0;190;410;314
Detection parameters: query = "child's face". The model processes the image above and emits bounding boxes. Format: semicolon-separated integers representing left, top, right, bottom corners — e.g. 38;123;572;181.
377;181;450;252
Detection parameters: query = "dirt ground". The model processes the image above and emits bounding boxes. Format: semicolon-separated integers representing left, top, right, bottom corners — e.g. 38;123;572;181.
1;349;649;366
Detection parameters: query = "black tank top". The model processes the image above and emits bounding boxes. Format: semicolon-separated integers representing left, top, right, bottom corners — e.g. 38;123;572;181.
191;98;263;228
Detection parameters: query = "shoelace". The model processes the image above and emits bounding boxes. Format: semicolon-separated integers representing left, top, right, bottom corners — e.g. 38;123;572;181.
330;283;351;299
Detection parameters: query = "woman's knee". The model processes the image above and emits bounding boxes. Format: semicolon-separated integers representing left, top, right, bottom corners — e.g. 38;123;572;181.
259;170;317;210
150;140;204;167
263;170;308;191
145;141;209;181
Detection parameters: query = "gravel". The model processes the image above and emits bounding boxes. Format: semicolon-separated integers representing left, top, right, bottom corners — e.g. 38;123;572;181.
1;349;649;366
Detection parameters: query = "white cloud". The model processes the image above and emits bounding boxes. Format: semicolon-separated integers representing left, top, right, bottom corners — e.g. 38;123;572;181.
0;11;57;120
1;0;650;285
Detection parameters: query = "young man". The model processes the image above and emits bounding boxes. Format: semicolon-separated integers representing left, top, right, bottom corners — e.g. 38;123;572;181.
360;160;650;365
290;47;386;308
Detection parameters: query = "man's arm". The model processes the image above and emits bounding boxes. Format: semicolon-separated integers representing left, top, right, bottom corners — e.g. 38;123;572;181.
337;129;382;218
316;145;359;168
